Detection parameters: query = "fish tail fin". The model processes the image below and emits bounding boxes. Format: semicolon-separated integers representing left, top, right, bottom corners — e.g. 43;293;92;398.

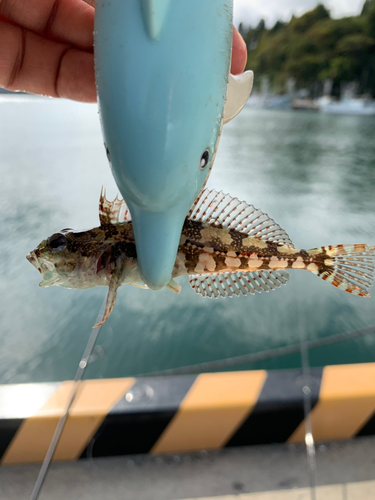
307;244;375;297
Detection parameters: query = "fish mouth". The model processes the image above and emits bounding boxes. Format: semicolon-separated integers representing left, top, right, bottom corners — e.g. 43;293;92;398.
26;250;59;287
26;251;42;273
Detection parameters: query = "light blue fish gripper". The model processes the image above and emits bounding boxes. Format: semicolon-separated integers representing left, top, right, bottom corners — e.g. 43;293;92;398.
94;0;253;289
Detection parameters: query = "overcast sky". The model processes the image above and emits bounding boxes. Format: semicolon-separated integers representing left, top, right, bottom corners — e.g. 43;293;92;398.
233;0;365;27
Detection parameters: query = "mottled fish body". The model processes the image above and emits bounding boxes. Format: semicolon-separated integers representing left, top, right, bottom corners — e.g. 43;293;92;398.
27;190;375;326
179;221;372;289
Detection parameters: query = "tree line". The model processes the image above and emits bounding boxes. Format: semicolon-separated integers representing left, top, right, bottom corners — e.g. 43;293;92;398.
239;0;375;97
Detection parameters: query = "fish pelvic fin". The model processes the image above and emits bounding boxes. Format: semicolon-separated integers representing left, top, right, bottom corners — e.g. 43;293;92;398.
93;261;127;328
94;287;118;328
306;244;375;297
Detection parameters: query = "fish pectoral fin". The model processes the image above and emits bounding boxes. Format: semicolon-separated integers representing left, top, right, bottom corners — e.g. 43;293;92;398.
93;264;126;328
223;71;254;125
165;278;182;294
189;270;290;298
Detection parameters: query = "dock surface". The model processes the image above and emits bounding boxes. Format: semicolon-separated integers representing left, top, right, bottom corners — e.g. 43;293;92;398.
1;436;374;500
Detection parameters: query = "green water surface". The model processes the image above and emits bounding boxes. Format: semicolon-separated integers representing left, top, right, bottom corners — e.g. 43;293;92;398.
0;98;374;383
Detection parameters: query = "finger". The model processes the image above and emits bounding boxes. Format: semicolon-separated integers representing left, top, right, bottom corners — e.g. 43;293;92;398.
83;7;248;77
0;0;94;50
58;49;96;102
0;20;96;102
231;26;247;75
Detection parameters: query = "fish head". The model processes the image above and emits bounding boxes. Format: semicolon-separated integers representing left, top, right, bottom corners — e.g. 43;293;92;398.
26;227;137;289
95;0;234;289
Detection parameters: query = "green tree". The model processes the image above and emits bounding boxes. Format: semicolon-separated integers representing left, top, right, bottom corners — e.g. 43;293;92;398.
336;33;375;56
270;20;286;34
365;2;375;37
285;55;327;86
289;4;330;33
361;0;375;15
327;56;358;81
242;3;375;96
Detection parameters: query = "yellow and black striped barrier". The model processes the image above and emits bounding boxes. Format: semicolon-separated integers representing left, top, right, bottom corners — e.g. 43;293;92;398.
1;363;375;465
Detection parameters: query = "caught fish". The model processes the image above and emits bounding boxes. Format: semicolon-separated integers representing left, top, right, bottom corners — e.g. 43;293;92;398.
26;189;375;327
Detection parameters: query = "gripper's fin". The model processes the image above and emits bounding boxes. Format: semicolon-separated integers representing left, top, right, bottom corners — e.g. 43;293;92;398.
166;278;182;294
223;71;254;124
140;0;172;40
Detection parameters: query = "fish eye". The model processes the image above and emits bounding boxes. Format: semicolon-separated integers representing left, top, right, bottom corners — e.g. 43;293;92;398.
47;233;67;252
200;150;210;170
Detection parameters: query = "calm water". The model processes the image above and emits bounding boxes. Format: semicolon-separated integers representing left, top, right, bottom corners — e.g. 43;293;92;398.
0;97;374;384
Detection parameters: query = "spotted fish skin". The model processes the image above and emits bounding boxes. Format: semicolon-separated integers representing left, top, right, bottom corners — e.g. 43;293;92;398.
179;220;292;274
27;220;374;296
175;222;374;297
26;189;375;326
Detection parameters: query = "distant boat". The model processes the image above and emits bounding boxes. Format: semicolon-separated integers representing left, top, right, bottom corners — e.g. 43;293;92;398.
263;95;292;110
247;94;292;110
318;96;375;116
292;98;319;112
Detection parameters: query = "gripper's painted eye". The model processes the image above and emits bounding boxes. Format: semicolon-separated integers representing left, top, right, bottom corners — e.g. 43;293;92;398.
200;150;210;170
105;145;111;162
47;233;66;252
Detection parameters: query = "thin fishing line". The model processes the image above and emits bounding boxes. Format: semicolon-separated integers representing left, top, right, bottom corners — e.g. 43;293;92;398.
29;296;107;500
298;318;317;500
136;324;375;377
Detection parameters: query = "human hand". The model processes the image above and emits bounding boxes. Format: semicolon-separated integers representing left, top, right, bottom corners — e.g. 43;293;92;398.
0;0;247;103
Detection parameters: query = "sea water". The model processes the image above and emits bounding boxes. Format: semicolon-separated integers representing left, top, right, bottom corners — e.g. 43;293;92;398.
0;97;374;383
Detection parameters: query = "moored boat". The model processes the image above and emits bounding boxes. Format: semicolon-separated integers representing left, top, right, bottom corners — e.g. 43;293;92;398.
318;96;375;115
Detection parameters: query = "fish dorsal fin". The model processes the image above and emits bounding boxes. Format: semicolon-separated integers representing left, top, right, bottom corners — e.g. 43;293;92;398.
189;270;290;298
99;188;132;225
223;71;254;125
188;189;294;247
